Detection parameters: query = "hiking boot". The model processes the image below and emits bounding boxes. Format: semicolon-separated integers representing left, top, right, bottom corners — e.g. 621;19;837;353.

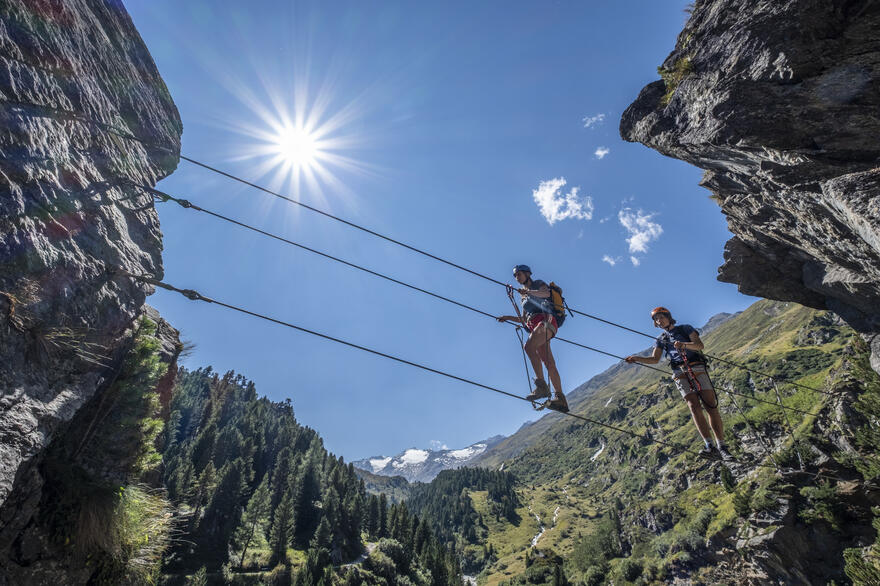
547;394;569;413
717;446;733;461
699;445;720;460
525;378;551;401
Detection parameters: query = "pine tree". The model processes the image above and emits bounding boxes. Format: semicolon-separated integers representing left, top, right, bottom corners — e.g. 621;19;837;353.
311;516;332;551
190;421;218;474
553;564;565;586
366;494;380;539
269;488;295;566
232;477;271;568
293;461;320;546
269;446;294;524
378;493;388;538
198;458;249;561
189;461;216;530
293;548;331;585
414;518;430;557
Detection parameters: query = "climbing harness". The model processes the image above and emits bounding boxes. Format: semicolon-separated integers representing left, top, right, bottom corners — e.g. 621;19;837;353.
680;351;719;410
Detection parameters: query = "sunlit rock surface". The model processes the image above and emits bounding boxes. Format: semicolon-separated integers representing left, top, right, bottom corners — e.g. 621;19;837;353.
620;0;880;372
0;0;180;579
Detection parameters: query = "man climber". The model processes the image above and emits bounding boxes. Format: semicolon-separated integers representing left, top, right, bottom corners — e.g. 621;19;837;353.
497;265;569;413
624;307;731;459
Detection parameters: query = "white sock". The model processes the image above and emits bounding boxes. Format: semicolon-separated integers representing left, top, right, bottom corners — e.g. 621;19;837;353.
716;439;725;450
704;438;712;449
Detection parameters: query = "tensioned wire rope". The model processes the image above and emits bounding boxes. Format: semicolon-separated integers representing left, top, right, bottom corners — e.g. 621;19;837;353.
0;99;835;397
115;268;871;488
2;99;842;473
140;184;821;419
138;184;802;470
172;153;836;397
1;100;843;399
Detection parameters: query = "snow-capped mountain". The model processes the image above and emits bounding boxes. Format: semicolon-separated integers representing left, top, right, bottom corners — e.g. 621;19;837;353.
353;435;506;483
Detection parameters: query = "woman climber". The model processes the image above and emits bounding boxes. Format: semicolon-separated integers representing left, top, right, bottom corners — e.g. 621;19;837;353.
624;307;731;459
497;265;569;413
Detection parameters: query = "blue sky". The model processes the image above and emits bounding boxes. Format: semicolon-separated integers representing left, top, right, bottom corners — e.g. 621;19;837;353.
126;0;757;461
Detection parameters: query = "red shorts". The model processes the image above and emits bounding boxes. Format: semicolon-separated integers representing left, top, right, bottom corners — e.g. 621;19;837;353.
527;313;557;334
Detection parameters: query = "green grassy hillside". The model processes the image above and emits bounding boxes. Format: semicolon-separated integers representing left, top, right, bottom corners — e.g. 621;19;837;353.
480;300;847;479
429;300;880;584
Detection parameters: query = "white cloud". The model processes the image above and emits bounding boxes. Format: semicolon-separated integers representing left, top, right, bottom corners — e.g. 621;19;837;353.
429;440;448;451
619;208;663;254
594;147;610;159
630;256;641;267
533;177;594;225
599;216;610;224
601;255;618;266
582;113;606;128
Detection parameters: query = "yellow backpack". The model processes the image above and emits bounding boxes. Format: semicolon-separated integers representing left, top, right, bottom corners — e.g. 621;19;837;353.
548;282;570;326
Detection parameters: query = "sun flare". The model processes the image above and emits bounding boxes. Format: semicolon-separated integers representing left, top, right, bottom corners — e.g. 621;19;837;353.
220;66;376;200
274;125;320;169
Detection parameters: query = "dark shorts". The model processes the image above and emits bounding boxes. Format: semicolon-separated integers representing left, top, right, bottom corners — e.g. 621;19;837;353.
527;313;557;335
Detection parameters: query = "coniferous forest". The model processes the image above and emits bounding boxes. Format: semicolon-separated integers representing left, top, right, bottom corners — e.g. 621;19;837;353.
159;367;462;585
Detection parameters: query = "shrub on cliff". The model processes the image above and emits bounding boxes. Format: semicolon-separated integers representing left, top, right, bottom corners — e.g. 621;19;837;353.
39;317;172;583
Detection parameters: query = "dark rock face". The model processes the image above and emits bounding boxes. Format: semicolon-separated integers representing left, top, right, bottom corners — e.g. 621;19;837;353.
0;0;180;579
620;0;880;372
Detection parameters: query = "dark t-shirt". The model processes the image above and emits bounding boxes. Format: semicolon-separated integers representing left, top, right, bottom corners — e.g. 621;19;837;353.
520;279;553;317
656;324;703;366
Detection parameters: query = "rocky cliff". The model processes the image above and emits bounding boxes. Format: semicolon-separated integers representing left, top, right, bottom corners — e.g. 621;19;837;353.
620;0;880;373
0;0;181;580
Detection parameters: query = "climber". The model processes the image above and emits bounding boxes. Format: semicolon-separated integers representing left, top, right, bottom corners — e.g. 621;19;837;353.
497;265;569;413
624;307;731;460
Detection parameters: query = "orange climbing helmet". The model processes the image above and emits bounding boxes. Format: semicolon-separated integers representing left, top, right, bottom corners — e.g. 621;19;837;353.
651;306;673;323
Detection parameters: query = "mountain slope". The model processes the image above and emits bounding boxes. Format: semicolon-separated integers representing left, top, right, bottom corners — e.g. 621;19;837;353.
415;300;879;584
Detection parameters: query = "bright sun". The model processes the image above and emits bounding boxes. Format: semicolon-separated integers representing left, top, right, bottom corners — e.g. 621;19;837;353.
274;125;320;169
229;78;368;196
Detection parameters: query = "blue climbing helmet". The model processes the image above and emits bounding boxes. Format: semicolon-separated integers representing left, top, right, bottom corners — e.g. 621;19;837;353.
512;264;570;328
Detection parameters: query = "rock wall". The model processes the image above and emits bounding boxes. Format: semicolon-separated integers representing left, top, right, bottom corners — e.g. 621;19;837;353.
0;0;181;578
620;0;880;372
